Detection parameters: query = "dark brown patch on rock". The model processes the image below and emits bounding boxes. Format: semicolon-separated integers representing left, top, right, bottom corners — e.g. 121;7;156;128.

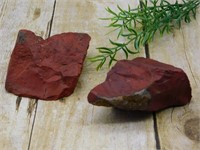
184;117;200;141
5;30;91;100
88;57;192;111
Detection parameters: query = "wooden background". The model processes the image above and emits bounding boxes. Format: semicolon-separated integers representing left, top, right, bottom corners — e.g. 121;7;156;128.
0;0;199;149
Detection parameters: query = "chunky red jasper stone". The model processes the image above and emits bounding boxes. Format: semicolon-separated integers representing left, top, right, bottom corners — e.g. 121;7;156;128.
5;30;91;100
88;57;192;111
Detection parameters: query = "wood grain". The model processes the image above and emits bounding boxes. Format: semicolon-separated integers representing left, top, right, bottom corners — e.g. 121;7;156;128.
29;0;156;150
1;0;199;150
149;0;200;149
0;0;55;149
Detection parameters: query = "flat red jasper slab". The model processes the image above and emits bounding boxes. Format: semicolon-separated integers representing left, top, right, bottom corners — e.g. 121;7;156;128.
88;57;192;111
5;30;91;100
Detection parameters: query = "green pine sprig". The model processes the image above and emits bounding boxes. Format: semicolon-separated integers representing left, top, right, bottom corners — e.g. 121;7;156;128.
90;0;200;70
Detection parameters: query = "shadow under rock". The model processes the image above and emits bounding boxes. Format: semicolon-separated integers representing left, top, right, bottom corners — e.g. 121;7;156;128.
92;107;152;124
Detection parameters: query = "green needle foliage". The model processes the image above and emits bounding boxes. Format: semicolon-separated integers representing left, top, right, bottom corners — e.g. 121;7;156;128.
90;0;200;70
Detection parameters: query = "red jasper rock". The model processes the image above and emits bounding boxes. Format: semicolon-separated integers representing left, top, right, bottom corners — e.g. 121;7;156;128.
88;57;192;111
5;30;91;100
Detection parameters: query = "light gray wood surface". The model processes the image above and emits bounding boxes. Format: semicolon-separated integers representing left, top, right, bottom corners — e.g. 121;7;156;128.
0;0;199;150
0;0;56;149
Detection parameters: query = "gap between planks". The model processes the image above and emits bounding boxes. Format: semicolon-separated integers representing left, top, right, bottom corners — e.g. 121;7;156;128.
143;42;161;150
139;0;161;149
27;100;38;150
24;0;159;149
26;0;57;149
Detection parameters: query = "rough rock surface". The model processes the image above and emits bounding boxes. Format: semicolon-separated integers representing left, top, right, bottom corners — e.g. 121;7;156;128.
88;57;192;111
5;30;91;100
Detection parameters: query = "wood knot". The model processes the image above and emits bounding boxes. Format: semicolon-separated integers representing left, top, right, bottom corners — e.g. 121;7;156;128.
184;117;200;141
33;8;41;20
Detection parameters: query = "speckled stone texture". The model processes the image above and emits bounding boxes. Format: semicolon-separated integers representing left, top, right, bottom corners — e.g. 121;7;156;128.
5;30;91;100
88;57;192;111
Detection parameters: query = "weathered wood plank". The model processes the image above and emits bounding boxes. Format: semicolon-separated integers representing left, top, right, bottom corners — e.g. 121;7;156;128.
29;1;156;150
0;0;55;149
149;0;200;149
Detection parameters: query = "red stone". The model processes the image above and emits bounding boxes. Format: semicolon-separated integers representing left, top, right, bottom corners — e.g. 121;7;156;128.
88;57;192;111
5;30;91;100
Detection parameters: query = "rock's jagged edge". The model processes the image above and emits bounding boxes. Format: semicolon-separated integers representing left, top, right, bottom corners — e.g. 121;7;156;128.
5;30;91;100
88;57;192;112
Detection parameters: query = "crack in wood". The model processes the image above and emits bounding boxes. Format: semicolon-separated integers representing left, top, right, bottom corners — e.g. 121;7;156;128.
144;41;161;149
27;1;57;149
27;99;38;150
144;43;150;58
145;43;161;149
27;99;37;118
153;112;161;150
45;21;51;39
139;0;160;149
48;0;57;38
15;96;22;111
